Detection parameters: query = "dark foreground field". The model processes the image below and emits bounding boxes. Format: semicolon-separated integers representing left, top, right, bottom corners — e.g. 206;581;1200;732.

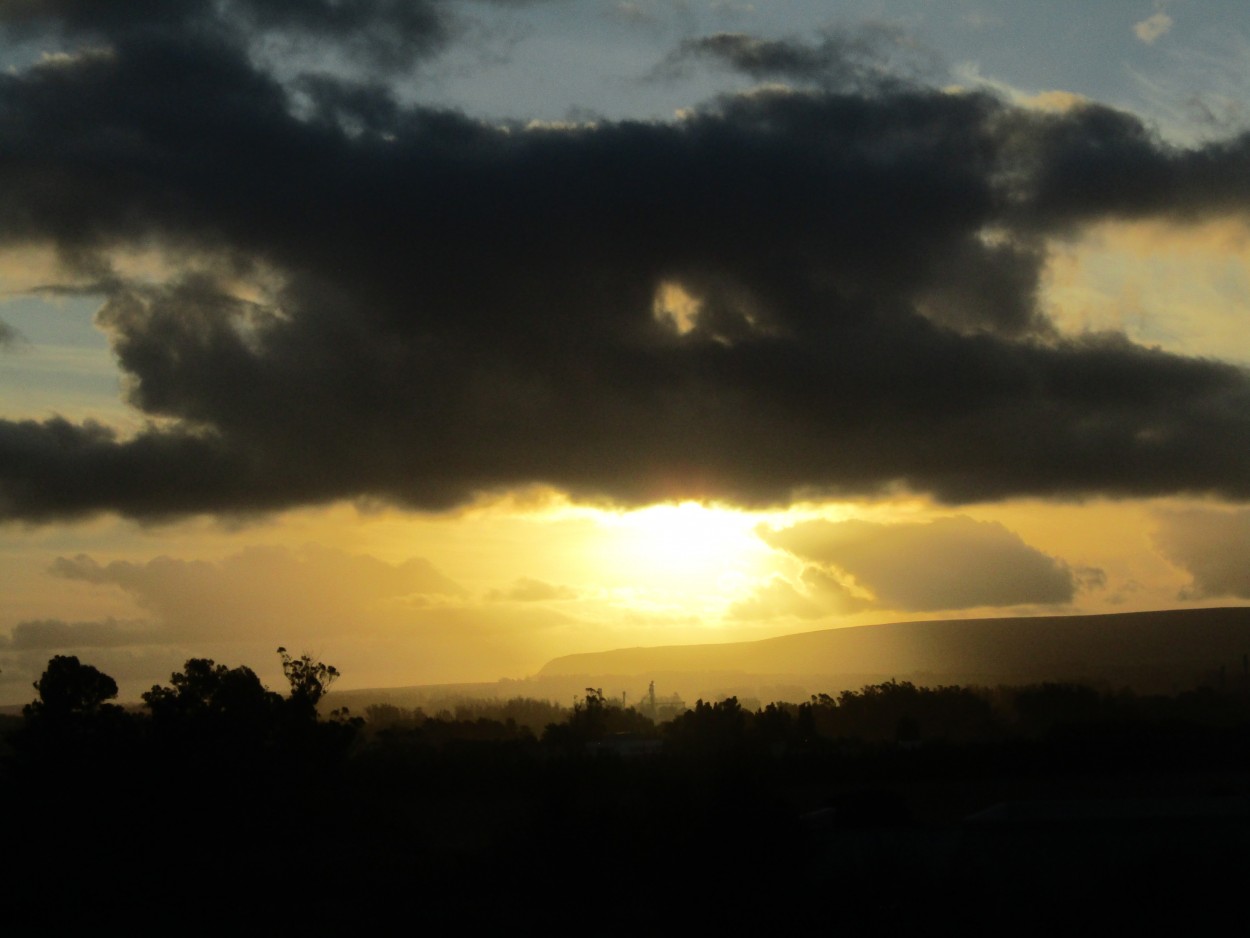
5;659;1250;932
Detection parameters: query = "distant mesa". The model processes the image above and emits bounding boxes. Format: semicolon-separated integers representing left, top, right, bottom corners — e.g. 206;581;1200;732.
325;608;1250;715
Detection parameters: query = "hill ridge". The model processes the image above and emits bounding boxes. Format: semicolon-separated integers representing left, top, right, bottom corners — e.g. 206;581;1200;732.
537;607;1250;689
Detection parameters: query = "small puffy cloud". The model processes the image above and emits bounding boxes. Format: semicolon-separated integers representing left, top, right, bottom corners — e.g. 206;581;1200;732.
1153;507;1250;599
759;516;1084;612
0;319;22;350
1074;565;1108;591
1134;11;1173;44
487;577;578;602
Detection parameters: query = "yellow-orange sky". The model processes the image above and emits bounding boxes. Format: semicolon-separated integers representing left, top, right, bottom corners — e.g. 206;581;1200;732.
2;3;1250;704
1;486;1241;703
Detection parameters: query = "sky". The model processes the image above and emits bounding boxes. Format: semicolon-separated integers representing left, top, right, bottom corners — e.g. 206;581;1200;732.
2;0;1249;704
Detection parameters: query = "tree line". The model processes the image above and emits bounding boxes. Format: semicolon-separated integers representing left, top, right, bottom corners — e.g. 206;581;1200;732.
10;652;1250;757
4;652;1250;931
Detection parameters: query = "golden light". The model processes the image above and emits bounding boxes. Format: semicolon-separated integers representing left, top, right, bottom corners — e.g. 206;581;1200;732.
652;281;701;335
1042;218;1250;363
611;503;759;572
579;502;788;618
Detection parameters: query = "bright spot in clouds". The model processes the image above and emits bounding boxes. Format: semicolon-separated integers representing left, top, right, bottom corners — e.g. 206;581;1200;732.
585;502;785;615
652;281;701;335
1043;219;1250;363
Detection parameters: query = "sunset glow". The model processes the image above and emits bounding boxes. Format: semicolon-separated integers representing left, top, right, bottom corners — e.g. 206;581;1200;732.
2;2;1250;705
7;8;1250;932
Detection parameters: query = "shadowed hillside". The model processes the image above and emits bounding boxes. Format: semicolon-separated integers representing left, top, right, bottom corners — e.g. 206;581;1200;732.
538;608;1250;694
325;609;1250;716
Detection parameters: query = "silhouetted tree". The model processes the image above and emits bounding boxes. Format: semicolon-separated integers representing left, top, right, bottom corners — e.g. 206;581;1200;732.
754;701;797;751
24;655;118;718
13;656;136;785
278;646;340;720
143;658;281;725
665;697;747;754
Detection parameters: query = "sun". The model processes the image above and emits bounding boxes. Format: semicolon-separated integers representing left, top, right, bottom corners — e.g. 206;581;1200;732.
592;502;781;605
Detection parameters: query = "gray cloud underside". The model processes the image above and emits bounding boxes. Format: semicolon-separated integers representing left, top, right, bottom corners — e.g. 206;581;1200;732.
1;9;1250;520
0;617;157;650
487;577;578;602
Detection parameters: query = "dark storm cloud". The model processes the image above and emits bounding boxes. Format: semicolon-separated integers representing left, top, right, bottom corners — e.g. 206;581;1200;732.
0;0;455;71
759;516;1082;612
659;26;940;89
664;32;859;82
1003;105;1250;230
1;14;1250;521
1153;508;1250;600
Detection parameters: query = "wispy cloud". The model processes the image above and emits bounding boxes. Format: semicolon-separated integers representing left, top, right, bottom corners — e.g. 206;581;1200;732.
1134;11;1174;45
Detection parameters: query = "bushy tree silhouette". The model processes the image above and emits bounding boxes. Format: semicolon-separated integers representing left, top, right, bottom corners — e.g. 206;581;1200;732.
665;697;747;754
25;655;119;718
143;658;281;726
13;656;136;802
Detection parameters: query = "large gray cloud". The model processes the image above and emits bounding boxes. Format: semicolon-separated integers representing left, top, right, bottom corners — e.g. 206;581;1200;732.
1153;508;1250;600
1;8;1249;521
759;516;1084;612
46;545;465;641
